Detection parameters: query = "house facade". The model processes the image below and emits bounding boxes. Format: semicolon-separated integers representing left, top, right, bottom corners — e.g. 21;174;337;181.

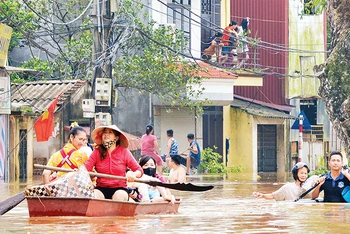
9;80;90;180
218;0;330;176
0;68;11;181
114;1;263;158
0;66;37;181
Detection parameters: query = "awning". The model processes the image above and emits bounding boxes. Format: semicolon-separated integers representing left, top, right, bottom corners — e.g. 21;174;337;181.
1;66;37;73
231;98;297;120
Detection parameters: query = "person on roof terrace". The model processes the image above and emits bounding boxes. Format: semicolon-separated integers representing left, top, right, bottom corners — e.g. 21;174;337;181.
220;20;238;66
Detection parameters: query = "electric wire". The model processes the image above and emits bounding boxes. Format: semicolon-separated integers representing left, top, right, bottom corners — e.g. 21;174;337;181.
22;0;94;26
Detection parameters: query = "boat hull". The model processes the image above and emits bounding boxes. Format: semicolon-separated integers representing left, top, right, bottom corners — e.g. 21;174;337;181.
26;196;180;217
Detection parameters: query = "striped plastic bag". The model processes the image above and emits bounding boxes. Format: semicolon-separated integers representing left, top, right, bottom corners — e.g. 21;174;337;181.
25;165;95;198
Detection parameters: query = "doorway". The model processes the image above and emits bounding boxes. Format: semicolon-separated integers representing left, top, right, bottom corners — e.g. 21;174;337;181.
202;106;223;155
258;125;277;172
19;130;27;179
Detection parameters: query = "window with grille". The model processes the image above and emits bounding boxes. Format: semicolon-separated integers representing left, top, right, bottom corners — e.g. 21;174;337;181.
167;0;191;52
201;0;212;14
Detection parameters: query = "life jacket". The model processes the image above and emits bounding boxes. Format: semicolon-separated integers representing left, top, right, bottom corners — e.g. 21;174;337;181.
57;149;78;169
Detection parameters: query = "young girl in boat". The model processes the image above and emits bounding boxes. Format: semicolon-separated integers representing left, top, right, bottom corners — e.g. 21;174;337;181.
253;162;311;201
128;155;175;203
84;125;143;202
42;126;89;184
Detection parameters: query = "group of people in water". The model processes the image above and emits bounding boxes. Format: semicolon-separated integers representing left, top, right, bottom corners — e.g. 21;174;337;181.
42;123;201;204
41;122;350;204
254;151;350;203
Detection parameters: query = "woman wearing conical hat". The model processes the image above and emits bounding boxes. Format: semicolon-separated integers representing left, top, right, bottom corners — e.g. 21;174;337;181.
85;125;143;201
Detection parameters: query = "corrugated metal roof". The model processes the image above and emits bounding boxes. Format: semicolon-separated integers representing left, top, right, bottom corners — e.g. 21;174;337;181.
231;97;297;119
230;0;289;105
234;94;295;112
11;80;87;113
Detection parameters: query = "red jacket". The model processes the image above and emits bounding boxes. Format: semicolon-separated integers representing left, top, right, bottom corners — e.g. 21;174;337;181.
85;145;143;188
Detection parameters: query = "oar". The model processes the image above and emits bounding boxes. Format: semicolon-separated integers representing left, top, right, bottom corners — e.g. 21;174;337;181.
294;174;327;202
295;154;349;202
0;192;25;215
34;164;214;192
294;181;321;202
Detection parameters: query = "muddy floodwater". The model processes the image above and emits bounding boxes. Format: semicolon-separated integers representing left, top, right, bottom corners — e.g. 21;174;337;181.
1;173;350;233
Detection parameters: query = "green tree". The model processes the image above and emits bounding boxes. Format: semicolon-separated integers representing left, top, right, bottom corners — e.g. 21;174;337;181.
1;0;93;81
311;0;350;155
0;0;39;49
2;0;206;109
300;0;350;155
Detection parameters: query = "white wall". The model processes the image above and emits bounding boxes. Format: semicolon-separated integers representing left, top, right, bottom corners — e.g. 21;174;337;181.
150;0;201;59
154;107;202;155
190;0;201;59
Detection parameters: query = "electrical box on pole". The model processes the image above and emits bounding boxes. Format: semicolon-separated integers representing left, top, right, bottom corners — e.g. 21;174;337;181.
95;78;111;106
82;99;95;118
95;112;112;127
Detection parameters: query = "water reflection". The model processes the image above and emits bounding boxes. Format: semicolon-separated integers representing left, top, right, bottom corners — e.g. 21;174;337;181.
1;173;350;233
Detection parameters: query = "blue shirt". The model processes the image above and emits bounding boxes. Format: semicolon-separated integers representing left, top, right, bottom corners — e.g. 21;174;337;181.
189;141;201;163
169;138;178;155
320;172;350;202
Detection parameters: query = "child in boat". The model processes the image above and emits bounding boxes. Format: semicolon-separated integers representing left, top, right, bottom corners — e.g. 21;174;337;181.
128;155;175;203
253;162;311;201
168;154;187;183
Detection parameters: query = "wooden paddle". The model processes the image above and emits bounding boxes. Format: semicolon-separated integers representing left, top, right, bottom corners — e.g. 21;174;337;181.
34;164;214;192
0;192;25;215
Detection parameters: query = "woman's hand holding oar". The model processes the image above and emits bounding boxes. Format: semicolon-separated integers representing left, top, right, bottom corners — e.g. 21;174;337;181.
34;164;214;192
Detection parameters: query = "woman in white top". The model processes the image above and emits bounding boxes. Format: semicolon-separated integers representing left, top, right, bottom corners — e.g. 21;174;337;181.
253;162;312;201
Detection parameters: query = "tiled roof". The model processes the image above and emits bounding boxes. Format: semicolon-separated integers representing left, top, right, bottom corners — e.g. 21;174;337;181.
196;61;238;79
11;80;87;113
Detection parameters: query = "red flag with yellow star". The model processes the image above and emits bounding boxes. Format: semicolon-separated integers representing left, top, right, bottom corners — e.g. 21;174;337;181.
34;94;61;142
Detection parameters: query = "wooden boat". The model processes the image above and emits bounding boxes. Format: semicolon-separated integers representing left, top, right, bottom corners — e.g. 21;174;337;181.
26;196;181;217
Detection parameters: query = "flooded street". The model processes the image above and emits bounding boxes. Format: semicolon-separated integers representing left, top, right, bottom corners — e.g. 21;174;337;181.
1;174;350;233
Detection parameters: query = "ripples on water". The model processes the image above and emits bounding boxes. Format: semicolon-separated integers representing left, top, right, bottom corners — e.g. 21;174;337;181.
1;174;350;233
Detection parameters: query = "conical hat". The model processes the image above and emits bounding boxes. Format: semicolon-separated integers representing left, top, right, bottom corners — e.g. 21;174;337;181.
91;125;129;148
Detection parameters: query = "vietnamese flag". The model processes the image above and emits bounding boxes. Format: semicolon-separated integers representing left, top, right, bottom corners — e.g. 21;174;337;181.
34;94;61;142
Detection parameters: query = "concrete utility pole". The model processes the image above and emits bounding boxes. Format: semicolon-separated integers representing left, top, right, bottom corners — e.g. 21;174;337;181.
298;115;304;162
91;0;113;130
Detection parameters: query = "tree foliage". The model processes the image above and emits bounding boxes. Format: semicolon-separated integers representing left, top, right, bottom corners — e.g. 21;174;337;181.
2;0;93;81
2;0;207;110
315;0;350;155
0;0;39;49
